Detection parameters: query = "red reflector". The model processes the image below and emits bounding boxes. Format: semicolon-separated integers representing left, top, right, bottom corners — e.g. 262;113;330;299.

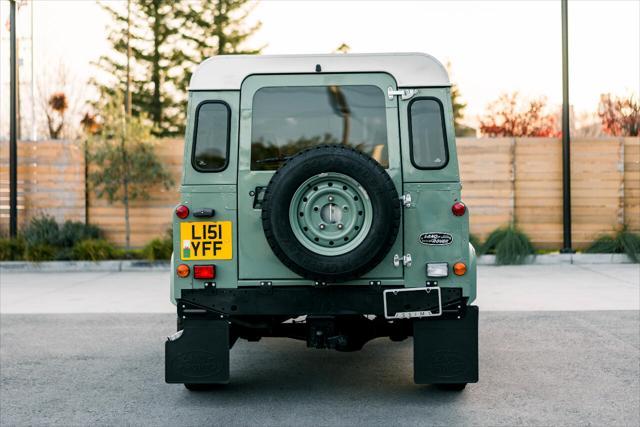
193;265;215;279
176;205;189;219
452;201;466;216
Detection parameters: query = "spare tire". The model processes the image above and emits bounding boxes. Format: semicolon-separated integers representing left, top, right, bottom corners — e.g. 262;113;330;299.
261;145;400;283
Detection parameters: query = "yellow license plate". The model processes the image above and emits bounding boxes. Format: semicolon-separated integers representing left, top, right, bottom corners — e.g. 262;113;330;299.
180;221;232;260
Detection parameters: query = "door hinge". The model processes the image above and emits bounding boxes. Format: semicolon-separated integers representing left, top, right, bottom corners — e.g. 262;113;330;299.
400;193;412;208
251;186;266;209
388;87;417;100
393;253;412;268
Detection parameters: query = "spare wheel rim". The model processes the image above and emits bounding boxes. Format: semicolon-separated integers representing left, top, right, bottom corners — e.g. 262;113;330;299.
288;172;373;256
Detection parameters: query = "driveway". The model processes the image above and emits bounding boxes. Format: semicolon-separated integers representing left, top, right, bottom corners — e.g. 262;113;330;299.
1;264;639;426
1;263;638;313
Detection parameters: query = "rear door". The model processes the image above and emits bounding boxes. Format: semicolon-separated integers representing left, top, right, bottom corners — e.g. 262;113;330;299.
237;73;403;284
399;88;471;290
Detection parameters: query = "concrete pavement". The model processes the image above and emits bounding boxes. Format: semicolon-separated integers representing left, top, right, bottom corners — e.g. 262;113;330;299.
1;264;638;313
1;311;638;426
477;263;639;311
1;264;638;426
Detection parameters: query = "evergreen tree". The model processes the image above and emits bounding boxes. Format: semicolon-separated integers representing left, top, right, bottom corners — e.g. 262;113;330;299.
446;62;475;136
93;1;180;136
451;83;466;131
172;0;263;93
93;0;261;136
451;82;476;136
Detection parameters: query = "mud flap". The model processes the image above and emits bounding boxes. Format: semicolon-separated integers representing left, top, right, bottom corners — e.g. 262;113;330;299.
165;319;230;384
413;306;478;384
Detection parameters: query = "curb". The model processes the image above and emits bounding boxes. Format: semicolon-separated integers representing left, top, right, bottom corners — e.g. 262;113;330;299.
0;260;170;273
0;254;635;272
476;253;636;265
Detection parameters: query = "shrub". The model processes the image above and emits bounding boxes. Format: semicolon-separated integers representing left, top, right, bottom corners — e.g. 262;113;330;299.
24;243;56;261
112;248;144;260
120;249;144;260
585;229;640;262
143;236;173;261
54;247;75;261
480;225;535;265
59;221;101;248
20;216;107;261
23;216;61;247
71;239;116;261
0;237;26;261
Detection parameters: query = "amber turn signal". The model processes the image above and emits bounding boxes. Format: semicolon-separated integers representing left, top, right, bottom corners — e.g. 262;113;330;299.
176;205;189;219
176;264;190;278
453;262;467;276
451;201;466;216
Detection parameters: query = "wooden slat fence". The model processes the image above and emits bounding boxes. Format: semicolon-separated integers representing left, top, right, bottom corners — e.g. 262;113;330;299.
0;140;85;231
1;137;639;249
457;137;639;249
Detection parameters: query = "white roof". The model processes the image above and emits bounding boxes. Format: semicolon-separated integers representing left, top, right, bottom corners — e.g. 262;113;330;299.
189;53;450;90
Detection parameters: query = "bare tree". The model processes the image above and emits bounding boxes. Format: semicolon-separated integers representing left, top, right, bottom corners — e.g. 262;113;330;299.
479;92;560;137
334;43;351;54
598;93;639;136
37;60;84;140
44;92;68;139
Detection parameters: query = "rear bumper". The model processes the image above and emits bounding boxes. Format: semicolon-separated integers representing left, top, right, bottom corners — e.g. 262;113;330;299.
166;290;479;384
177;285;468;318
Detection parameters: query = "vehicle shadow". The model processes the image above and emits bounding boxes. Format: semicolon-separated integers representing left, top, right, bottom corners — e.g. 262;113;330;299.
175;337;469;405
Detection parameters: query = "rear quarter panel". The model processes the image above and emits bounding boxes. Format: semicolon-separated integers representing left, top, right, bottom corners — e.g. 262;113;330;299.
171;186;239;303
171;90;240;303
403;183;476;302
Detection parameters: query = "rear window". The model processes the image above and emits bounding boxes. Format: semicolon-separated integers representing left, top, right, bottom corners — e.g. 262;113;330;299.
251;85;388;170
409;98;448;169
192;101;230;172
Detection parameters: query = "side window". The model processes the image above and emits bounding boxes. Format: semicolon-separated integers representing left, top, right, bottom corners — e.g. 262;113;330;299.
192;102;230;172
409;98;448;169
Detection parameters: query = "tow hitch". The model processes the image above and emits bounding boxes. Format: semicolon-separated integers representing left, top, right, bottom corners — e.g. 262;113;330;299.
307;316;347;350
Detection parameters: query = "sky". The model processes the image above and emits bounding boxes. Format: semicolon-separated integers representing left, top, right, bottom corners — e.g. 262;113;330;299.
0;0;639;137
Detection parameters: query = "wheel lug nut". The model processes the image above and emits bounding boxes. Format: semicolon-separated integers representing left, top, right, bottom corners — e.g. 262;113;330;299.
328;196;334;202
319;224;326;230
337;224;343;229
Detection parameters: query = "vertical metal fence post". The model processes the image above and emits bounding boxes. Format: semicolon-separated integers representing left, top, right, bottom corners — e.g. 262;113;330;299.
561;0;574;253
9;0;18;237
510;138;517;227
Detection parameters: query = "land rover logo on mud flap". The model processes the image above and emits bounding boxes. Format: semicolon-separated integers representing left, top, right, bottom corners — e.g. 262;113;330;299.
428;350;467;378
171;351;223;378
419;232;453;245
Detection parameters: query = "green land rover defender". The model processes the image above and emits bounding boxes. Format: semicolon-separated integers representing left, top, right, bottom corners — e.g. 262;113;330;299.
166;53;478;391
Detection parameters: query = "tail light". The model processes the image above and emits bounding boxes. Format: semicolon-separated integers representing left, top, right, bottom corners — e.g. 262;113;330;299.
452;201;466;216
194;265;215;280
176;205;189;219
